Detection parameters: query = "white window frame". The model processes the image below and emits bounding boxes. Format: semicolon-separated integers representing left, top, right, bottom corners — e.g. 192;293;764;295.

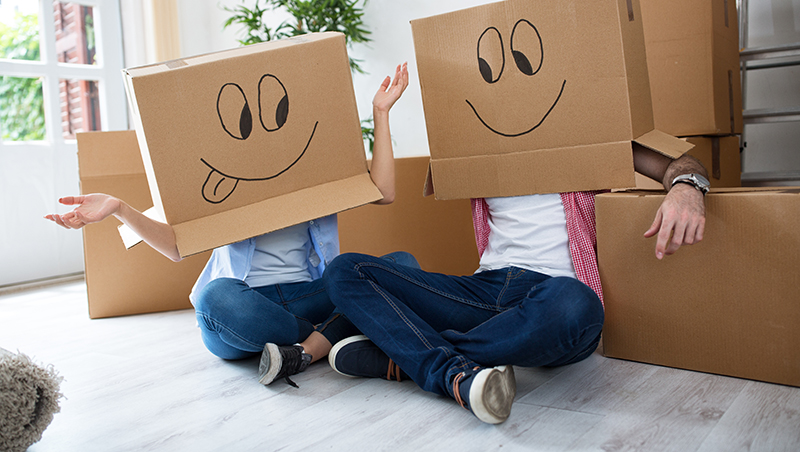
0;0;127;286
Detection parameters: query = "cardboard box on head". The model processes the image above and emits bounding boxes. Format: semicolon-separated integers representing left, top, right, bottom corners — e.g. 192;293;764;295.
411;0;693;200
123;32;381;258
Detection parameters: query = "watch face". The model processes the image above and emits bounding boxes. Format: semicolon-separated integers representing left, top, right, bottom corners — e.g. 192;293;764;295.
673;173;710;193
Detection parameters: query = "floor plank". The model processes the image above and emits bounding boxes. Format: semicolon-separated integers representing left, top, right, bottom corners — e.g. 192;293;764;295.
697;381;800;452
568;367;747;452
518;352;659;416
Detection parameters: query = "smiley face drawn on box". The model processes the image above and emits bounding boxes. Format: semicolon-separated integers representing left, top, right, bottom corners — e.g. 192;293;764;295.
467;19;566;138
411;5;595;162
204;74;318;204
127;33;369;236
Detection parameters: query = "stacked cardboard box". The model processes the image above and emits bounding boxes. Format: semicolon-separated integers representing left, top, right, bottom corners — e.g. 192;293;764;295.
639;0;743;189
338;157;478;276
77;131;211;319
600;2;800;388
597;188;800;387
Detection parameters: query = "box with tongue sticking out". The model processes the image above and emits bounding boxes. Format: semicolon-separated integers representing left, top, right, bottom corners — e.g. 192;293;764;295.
122;32;381;258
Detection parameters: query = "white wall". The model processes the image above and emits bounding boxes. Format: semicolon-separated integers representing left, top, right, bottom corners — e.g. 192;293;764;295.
174;0;501;159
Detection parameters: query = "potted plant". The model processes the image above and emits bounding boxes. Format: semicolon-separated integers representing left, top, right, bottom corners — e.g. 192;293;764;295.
223;0;376;152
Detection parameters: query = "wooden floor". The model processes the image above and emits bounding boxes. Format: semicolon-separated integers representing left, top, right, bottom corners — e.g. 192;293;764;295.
2;280;798;452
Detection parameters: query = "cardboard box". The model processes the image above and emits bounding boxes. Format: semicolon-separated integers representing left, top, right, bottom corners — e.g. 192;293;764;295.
635;135;741;189
641;0;743;136
339;157;479;276
123;32;381;258
597;188;800;387
77;131;211;319
411;0;692;200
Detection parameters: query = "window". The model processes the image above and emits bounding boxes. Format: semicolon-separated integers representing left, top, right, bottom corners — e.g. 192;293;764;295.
0;0;127;286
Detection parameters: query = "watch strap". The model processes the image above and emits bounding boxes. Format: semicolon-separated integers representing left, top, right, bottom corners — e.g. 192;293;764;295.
671;173;709;194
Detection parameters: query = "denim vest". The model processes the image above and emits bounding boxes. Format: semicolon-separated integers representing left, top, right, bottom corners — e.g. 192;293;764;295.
188;214;339;305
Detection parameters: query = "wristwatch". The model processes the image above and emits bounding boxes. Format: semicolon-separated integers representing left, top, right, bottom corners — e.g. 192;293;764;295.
671;173;710;195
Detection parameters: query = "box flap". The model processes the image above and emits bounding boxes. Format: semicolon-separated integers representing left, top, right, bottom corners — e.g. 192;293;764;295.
118;207;165;249
423;162;434;197
124;33;338;77
601;187;800;198
634;129;694;159
429;141;636;200
173;173;382;257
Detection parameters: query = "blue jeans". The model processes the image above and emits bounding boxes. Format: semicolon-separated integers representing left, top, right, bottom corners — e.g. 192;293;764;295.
194;251;419;360
323;253;604;398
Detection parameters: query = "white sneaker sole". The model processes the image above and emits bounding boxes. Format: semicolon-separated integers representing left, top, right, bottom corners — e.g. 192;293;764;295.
469;365;516;424
328;335;369;377
258;343;282;385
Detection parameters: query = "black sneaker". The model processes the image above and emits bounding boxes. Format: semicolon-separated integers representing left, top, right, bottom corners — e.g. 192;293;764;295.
451;365;516;424
328;335;408;381
258;343;311;388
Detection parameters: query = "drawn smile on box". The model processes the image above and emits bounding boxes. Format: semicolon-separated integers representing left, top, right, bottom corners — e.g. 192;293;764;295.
200;74;318;204
466;19;566;138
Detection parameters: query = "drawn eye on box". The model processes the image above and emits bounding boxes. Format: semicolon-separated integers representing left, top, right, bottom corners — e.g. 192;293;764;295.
200;74;318;204
467;19;567;138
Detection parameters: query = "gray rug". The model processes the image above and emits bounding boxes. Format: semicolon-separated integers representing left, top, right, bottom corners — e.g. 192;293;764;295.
0;348;64;452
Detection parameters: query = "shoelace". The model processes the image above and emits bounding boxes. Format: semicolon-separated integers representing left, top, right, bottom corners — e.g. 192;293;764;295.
452;366;480;410
386;359;402;382
279;346;309;388
452;371;467;409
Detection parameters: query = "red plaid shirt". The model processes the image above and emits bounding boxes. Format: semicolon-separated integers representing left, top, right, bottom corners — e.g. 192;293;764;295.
471;192;604;306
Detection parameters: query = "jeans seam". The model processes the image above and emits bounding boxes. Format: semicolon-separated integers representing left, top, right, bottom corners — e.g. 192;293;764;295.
354;262;504;313
508;267;528;279
495;268;513;305
533;320;605;367
316;313;340;333
272;284;327;304
196;310;264;351
366;279;437;352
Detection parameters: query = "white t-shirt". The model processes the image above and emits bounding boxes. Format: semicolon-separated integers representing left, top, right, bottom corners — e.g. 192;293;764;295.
477;194;577;279
245;222;314;288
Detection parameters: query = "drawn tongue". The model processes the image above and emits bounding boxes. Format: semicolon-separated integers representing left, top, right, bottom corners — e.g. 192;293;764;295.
202;169;239;204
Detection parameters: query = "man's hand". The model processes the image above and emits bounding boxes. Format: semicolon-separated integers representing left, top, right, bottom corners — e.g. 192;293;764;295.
643;183;705;259
633;145;708;259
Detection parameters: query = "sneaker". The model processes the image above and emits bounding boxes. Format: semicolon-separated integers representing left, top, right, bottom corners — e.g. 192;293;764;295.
258;343;311;388
452;365;516;424
328;335;408;381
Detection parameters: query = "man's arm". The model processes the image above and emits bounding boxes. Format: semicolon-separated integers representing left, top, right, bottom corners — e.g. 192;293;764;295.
632;144;707;260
